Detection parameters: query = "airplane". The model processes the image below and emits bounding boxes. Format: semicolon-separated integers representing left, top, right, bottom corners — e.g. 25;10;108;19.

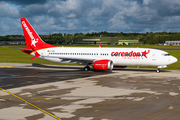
20;18;178;73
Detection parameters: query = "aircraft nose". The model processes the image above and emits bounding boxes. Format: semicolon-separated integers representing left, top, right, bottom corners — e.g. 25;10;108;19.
171;56;178;63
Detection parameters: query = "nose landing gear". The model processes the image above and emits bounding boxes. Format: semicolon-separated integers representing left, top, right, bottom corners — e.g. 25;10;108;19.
157;68;160;73
157;66;167;73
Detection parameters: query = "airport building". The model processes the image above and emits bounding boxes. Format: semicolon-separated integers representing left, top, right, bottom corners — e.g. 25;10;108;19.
165;41;180;46
118;40;139;45
73;37;140;45
0;38;25;45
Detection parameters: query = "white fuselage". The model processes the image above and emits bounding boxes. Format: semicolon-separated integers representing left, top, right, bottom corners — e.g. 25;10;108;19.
31;47;177;68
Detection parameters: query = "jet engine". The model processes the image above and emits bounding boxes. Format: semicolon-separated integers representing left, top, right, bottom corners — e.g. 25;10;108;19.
93;60;113;70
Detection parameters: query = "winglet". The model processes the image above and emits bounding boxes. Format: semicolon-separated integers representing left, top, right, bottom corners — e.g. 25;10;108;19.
99;44;102;48
30;46;40;60
30;51;40;60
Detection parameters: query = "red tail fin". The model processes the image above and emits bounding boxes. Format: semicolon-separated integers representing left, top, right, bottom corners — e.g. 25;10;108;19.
20;18;56;50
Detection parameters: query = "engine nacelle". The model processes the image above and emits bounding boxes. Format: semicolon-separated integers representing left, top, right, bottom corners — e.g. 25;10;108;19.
94;60;113;70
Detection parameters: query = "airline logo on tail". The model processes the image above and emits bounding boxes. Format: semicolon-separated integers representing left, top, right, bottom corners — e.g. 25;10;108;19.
22;21;38;47
31;38;38;47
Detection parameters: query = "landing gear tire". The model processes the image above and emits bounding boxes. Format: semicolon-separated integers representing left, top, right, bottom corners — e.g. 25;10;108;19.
157;68;160;73
84;66;90;71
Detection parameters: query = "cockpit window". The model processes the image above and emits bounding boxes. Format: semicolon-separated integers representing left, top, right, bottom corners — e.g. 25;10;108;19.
162;53;170;56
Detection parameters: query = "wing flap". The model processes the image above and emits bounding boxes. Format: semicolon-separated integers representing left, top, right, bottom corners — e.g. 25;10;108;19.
49;56;94;65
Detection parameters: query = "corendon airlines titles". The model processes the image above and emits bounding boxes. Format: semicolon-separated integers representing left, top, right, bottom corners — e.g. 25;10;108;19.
111;50;150;59
22;21;35;41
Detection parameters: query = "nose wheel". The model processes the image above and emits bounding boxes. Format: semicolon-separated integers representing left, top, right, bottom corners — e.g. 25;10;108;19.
157;68;160;73
84;66;90;71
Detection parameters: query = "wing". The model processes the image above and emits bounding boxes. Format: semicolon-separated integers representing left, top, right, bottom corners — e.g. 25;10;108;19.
47;56;95;65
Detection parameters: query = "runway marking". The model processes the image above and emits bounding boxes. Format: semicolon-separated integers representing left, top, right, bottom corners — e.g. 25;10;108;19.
0;66;13;68
0;87;62;120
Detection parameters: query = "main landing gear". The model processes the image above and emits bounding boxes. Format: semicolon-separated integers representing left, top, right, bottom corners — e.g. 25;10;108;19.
84;65;91;71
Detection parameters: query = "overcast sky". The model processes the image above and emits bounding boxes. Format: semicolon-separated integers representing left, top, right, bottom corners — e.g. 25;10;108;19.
1;0;180;36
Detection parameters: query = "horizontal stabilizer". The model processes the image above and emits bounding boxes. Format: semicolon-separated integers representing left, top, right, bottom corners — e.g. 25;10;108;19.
22;48;32;55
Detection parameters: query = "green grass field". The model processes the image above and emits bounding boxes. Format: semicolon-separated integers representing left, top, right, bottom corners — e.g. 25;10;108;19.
0;48;61;65
0;45;179;70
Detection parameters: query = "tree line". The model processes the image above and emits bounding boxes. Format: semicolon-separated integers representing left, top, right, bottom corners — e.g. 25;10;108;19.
1;31;180;44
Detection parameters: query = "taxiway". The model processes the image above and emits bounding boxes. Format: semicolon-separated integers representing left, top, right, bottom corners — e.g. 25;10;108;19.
0;63;180;120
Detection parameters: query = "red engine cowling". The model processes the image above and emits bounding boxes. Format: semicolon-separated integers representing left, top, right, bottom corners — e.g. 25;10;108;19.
94;60;113;70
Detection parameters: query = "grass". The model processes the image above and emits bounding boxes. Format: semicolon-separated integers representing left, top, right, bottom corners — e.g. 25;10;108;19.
0;48;59;65
0;45;180;70
2;44;180;48
56;44;180;49
164;50;180;70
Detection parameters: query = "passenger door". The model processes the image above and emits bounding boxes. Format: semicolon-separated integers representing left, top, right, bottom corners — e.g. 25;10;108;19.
152;52;156;60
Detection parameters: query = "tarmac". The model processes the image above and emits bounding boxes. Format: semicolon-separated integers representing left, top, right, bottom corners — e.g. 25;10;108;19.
0;63;180;120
